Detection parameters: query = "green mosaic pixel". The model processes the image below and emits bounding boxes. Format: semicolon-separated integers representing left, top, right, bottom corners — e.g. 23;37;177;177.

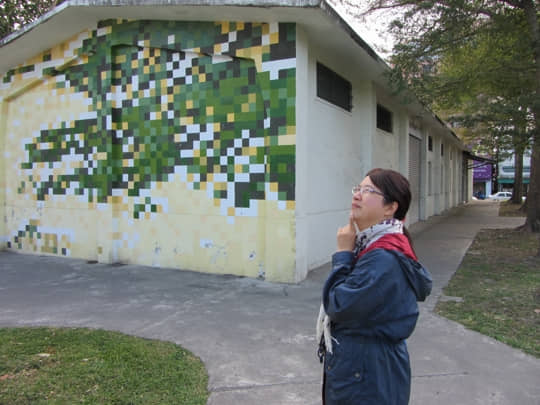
13;20;296;217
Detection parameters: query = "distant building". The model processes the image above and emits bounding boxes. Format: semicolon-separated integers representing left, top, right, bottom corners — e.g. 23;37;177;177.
473;163;492;198
497;155;531;194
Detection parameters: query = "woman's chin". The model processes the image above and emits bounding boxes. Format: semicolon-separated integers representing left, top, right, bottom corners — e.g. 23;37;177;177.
351;217;363;231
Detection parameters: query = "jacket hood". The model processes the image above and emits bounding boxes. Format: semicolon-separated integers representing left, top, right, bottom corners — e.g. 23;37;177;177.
394;251;432;302
359;234;432;301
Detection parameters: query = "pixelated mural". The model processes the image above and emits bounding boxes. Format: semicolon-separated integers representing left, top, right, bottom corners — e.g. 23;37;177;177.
0;19;298;281
9;219;72;256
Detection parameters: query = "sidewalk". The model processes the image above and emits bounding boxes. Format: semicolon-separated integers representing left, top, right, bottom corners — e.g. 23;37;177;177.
0;201;539;404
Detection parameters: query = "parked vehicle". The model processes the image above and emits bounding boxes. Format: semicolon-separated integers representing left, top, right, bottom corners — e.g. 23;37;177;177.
487;191;512;201
474;191;486;200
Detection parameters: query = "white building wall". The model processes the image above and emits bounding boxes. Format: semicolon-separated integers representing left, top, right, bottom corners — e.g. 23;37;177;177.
408;122;426;221
415;124;466;219
371;92;410;176
296;33;377;273
372;129;399;170
295;30;467;278
425;133;434;218
437;138;444;212
426;130;439;217
445;142;451;210
453;146;461;205
397;112;410;176
294;26;310;281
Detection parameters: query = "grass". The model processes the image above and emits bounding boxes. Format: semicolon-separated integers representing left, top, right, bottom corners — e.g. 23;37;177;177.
498;200;527;217
435;202;540;358
0;327;209;404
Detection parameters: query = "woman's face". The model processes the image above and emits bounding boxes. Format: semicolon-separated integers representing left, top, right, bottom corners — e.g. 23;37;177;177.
351;176;397;231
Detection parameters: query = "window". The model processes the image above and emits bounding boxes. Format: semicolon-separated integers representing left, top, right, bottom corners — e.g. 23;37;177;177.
441;143;444;156
428;136;433;151
376;104;393;133
316;62;352;111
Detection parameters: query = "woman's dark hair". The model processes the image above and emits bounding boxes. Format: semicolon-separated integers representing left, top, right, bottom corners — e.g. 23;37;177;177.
366;168;416;253
366;168;411;220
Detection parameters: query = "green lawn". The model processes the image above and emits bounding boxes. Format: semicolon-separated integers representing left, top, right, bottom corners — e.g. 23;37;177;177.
435;202;540;358
0;327;209;404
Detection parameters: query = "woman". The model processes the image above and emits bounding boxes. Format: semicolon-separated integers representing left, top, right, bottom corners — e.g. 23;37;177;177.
316;168;432;404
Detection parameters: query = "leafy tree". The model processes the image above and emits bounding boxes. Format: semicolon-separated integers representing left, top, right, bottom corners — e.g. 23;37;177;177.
0;0;60;39
456;98;532;203
336;0;539;232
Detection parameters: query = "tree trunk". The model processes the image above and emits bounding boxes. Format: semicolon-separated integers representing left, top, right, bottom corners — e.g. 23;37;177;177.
522;0;540;232
527;144;540;232
512;143;524;204
494;148;500;193
519;196;527;213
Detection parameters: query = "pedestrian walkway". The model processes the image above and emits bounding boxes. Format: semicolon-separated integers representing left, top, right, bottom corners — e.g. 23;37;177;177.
0;201;538;404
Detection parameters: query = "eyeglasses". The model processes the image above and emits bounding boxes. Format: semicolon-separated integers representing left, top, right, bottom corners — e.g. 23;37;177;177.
352;185;385;197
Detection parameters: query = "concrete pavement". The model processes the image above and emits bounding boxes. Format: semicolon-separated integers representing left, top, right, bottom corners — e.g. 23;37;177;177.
0;201;539;404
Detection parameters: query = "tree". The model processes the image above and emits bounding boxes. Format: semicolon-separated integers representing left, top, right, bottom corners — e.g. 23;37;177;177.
446;95;532;203
336;0;539;232
432;6;534;206
0;0;59;39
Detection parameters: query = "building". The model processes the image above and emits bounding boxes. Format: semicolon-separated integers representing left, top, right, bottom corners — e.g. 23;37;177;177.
497;154;531;194
0;0;468;282
473;163;493;198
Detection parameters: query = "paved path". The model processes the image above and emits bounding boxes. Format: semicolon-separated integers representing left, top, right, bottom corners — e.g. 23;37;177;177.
0;201;538;404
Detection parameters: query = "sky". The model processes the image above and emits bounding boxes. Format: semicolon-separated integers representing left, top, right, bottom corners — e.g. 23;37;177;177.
329;1;397;61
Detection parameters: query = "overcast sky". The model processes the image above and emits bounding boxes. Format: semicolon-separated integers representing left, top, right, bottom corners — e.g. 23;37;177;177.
330;1;396;61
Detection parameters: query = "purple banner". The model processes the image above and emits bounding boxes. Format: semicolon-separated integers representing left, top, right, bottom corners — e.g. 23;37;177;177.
473;164;492;181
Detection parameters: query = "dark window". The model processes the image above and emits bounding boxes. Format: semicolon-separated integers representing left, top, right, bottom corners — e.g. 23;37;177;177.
316;62;352;112
376;104;393;133
428;136;433;151
441;143;444;156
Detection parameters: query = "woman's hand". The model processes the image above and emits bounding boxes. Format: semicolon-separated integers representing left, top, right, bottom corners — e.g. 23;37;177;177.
336;214;356;252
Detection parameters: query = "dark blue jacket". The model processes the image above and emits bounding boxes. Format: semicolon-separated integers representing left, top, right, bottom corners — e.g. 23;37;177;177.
322;248;432;404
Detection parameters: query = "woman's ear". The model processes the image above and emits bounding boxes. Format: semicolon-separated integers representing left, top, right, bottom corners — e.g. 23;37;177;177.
384;201;398;218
